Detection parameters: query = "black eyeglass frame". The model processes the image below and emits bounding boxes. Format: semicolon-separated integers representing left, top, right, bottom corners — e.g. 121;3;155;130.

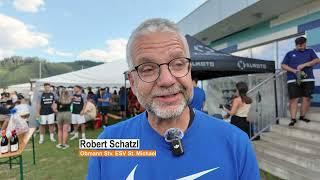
130;57;191;83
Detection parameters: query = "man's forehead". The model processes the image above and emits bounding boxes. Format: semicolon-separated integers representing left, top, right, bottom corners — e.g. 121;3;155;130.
132;32;186;60
135;31;180;40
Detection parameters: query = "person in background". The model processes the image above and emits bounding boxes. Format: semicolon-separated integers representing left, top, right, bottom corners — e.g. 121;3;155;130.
36;83;57;144
128;89;144;116
281;37;320;126
111;89;119;111
5;100;15;111
119;87;127;118
10;91;18;104
51;86;58;104
87;87;95;100
70;85;87;140
97;87;110;126
224;82;252;137
0;105;10;130
0;93;6;101
14;94;31;121
127;88;139;117
113;90;117;95
93;87;100;104
84;97;97;124
55;88;72;149
190;78;206;111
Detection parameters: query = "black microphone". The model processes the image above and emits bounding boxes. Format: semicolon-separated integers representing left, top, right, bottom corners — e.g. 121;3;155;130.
164;128;184;156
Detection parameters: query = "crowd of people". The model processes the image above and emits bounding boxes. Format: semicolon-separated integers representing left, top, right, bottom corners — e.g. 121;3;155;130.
0;91;31;131
0;82;148;149
34;83;149;148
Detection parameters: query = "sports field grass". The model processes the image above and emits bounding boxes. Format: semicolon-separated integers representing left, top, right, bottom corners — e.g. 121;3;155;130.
1;117;280;180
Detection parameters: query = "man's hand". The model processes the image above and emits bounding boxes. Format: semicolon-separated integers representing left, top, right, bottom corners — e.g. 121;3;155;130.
36;112;40;118
297;64;306;71
282;64;299;74
98;98;104;102
292;69;299;74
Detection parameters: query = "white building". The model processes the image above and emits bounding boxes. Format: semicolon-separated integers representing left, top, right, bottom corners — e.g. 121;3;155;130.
178;0;320;106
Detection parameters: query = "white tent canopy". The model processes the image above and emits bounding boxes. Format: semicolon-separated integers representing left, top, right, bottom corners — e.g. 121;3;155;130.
8;83;32;97
7;83;31;93
35;60;129;87
8;83;31;89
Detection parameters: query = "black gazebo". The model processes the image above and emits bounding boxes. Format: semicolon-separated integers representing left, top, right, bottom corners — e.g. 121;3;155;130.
186;35;275;80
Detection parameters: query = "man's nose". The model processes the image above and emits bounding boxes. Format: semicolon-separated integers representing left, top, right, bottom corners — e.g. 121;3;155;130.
156;65;176;87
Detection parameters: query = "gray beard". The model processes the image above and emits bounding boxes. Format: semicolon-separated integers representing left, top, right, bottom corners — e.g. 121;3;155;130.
134;85;190;121
148;98;187;121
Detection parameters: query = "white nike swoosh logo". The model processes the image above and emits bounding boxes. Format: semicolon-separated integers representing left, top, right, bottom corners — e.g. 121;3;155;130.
126;165;138;180
176;167;220;180
125;165;219;180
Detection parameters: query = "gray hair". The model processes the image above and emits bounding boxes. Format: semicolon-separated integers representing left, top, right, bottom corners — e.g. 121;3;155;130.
126;18;190;69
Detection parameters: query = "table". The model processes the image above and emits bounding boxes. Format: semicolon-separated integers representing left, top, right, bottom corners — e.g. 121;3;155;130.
0;128;36;180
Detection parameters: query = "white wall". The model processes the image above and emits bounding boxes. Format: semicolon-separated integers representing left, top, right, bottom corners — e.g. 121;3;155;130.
177;0;258;36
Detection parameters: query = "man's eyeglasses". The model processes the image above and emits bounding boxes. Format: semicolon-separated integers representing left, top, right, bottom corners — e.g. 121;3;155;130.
131;57;191;83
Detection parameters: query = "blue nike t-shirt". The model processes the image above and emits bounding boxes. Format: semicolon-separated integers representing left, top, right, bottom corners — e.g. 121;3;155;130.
87;110;260;180
281;48;318;83
190;87;206;111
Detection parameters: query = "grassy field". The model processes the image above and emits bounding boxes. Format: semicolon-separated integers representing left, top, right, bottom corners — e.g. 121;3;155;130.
1;117;281;180
260;171;283;180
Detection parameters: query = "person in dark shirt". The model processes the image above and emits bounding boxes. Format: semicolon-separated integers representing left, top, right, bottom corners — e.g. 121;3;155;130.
93;87;100;105
119;87;127;118
0;92;6;101
36;83;57;144
87;87;95;100
281;37;320;126
70;85;87;140
5;100;15;111
0;106;10;130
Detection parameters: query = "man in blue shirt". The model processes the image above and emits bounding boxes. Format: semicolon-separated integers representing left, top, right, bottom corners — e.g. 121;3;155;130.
87;18;260;180
97;87;111;126
190;78;206;111
282;37;320;126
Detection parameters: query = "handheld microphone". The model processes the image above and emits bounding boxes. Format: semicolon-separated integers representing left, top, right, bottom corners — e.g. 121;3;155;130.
164;128;184;156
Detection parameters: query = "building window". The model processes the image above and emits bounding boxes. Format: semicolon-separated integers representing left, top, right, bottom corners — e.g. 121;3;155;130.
252;42;276;61
231;35;306;69
277;37;297;69
232;49;251;58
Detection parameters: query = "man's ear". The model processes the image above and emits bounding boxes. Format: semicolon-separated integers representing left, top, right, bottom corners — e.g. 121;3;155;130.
128;72;136;95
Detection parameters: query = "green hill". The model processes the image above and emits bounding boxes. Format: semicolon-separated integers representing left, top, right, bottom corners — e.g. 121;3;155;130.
0;56;102;88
